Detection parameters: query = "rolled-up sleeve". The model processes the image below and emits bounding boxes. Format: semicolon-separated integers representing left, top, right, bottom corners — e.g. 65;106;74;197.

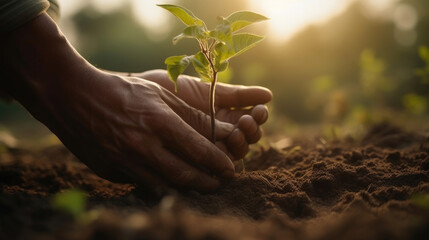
0;0;60;34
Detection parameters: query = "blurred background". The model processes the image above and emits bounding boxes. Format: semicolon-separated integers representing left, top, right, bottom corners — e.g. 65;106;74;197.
1;0;428;148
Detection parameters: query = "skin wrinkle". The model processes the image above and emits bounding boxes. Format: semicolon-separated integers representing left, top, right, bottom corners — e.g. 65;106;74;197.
190;78;209;113
160;84;234;140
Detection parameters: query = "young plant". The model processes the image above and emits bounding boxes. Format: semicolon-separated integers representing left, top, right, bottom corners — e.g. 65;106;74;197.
158;4;267;143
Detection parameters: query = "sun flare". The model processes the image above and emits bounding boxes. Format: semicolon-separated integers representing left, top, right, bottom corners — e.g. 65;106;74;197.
57;0;401;44
246;0;355;43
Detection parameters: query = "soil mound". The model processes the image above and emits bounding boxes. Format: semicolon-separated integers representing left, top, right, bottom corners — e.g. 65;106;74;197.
0;125;428;239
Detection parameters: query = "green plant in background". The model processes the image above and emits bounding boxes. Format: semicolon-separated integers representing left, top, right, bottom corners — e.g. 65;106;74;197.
360;49;395;99
52;189;87;218
401;46;429;116
158;4;267;143
402;93;427;115
415;46;429;84
411;193;429;211
51;188;99;223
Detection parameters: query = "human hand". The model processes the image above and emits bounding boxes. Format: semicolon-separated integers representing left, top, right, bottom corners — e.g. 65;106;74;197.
1;13;239;191
131;69;272;160
56;73;242;191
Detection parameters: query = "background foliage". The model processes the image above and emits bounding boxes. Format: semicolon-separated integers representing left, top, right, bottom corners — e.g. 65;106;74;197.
1;0;428;145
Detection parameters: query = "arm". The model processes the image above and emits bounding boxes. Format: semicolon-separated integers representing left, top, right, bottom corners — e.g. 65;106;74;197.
1;13;238;191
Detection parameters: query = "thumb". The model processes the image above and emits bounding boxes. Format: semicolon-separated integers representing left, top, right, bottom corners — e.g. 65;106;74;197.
215;83;273;108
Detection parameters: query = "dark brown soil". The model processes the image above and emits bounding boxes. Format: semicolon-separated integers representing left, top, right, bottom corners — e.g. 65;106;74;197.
1;124;429;240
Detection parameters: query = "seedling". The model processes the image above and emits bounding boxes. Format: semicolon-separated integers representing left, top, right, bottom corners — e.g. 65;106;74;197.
52;188;87;218
158;4;267;143
51;188;99;224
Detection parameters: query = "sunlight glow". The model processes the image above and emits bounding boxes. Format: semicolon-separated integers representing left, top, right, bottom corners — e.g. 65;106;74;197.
247;0;400;44
91;0;123;14
57;0;86;17
247;0;355;43
56;0;402;45
130;0;175;41
362;0;399;19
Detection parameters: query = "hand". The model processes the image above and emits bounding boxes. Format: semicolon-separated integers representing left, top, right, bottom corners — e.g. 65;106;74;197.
62;73;238;192
1;13;240;191
129;69;272;160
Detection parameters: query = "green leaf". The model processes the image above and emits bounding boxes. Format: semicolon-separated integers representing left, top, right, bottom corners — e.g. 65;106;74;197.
226;11;268;32
165;55;193;89
172;25;207;45
215;59;229;72
184;25;207;39
52;189;87;218
172;33;186;45
158;4;204;26
209;18;232;45
215;33;265;61
419;46;429;62
192;52;212;82
218;61;229;72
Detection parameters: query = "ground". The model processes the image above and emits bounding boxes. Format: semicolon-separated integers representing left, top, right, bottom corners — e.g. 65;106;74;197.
0;124;428;240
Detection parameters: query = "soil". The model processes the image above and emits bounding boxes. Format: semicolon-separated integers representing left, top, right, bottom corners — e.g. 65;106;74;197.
1;124;429;240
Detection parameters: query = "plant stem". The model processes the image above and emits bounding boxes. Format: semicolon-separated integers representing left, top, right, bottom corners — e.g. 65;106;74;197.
209;71;218;143
202;45;218;144
241;159;246;174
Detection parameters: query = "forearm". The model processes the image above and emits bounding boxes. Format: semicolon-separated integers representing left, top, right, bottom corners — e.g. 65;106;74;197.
0;13;97;119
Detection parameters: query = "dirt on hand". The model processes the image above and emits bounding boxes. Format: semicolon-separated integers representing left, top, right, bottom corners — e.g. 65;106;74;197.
0;124;428;240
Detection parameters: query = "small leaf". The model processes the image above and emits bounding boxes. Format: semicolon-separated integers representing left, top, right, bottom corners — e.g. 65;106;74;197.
215;60;229;72
172;33;186;45
209;18;232;45
192;52;212;82
52;189;87;218
165;55;187;65
215;33;265;61
184;25;207;39
165;55;193;90
172;25;207;45
158;4;204;26
226;11;268;32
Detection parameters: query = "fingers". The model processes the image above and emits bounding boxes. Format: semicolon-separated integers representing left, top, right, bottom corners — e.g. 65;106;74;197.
215;141;235;160
125;149;222;192
158;107;235;179
94;153;171;191
215;104;269;125
121;163;170;191
160;89;234;140
152;147;221;191
238;115;262;144
215;83;273;108
251;105;269;124
215;108;252;124
227;129;249;159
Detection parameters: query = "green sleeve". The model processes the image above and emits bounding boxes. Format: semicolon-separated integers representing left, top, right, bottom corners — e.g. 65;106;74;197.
46;0;60;22
0;0;60;34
